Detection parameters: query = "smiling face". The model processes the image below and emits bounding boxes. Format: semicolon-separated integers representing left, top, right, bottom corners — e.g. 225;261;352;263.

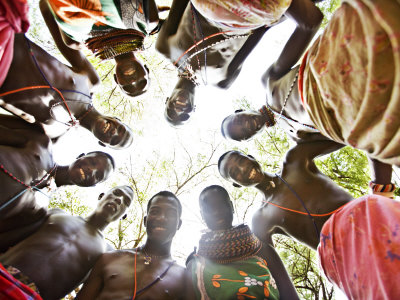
199;188;233;231
95;186;133;222
221;110;266;141
93;117;133;149
165;88;194;126
68;152;114;186
218;151;264;187
144;195;182;244
114;55;149;97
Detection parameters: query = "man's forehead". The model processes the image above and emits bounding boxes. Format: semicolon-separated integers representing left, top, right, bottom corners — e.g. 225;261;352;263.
201;191;228;205
150;196;179;210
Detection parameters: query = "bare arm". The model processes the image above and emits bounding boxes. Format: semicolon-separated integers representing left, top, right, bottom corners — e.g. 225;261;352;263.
39;0;100;87
75;254;106;300
368;157;393;185
257;241;299;300
286;139;344;164
155;0;189;55
263;0;322;82
184;261;197;300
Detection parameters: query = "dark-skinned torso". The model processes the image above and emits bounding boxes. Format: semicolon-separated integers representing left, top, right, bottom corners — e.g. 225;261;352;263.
252;147;353;250
0;34;93;139
0;211;108;300
81;249;185;300
156;2;249;86
0;115;54;251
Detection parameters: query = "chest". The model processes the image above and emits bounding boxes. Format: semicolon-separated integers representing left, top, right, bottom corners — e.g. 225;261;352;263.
103;257;181;300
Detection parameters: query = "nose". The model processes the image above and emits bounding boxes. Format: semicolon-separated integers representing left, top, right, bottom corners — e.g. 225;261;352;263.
114;198;122;205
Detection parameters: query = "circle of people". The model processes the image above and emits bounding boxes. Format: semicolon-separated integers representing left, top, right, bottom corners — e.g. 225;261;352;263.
0;0;399;299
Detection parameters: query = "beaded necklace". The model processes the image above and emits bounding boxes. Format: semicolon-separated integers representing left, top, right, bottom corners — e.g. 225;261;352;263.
174;5;251;86
0;164;57;212
264;70;318;131
85;29;145;60
140;246;171;265
197;224;261;264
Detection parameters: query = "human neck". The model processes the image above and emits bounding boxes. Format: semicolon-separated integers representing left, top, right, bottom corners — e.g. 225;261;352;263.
85;214;109;232
114;51;136;63
79;108;100;131
255;172;276;194
175;77;196;92
54;166;73;187
141;239;172;257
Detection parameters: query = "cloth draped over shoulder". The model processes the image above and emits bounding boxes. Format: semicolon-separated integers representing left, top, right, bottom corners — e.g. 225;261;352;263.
47;0;147;42
299;0;400;165
0;263;42;300
318;195;400;299
191;256;279;300
0;0;29;87
191;0;292;29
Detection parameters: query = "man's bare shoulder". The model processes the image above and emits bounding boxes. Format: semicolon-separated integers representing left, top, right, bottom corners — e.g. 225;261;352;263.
170;261;185;275
99;249;136;264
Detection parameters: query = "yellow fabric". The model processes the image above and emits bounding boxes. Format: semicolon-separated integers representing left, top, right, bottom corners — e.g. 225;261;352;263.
191;0;291;28
301;0;400;165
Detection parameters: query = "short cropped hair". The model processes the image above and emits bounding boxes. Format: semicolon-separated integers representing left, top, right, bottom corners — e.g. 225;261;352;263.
147;191;182;217
199;185;230;205
87;151;116;170
218;151;236;171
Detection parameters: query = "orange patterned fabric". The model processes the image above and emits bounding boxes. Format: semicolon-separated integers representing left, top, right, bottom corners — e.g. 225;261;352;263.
48;0;110;27
318;195;400;299
300;0;400;165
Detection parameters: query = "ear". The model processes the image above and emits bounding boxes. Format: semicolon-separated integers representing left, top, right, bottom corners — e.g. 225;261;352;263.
234;109;244;113
248;154;255;159
76;153;85;159
232;183;242;188
98;141;106;147
121;214;127;220
98;193;105;200
113;73;118;84
143;215;147;227
177;219;182;230
229;201;235;214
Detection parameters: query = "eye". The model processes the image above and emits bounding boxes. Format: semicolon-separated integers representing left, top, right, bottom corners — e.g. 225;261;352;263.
113;189;122;196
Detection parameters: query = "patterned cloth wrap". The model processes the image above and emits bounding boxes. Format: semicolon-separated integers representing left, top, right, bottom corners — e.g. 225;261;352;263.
190;224;279;299
0;263;42;299
191;0;291;29
318;195;400;299
46;0;148;43
0;0;29;86
299;0;400;166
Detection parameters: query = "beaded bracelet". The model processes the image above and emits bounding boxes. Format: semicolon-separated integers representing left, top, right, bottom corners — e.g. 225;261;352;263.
369;181;396;192
259;105;276;127
369;181;396;199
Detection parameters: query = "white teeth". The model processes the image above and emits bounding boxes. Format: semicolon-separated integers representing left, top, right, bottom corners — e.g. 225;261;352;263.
249;169;257;180
79;168;85;180
103;122;111;133
154;227;166;231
